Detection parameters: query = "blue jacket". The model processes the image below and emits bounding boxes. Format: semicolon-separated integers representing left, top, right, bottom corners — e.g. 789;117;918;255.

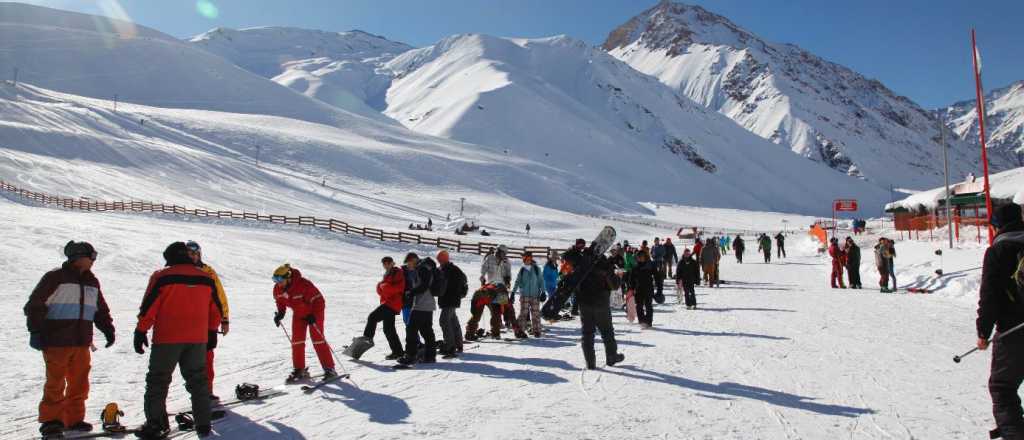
542;262;559;295
512;263;545;298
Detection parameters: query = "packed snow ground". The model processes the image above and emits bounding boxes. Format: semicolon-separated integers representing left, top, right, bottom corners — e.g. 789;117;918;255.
0;196;997;439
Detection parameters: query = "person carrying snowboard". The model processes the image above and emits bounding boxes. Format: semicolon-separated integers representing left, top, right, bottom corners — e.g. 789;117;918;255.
675;249;700;309
828;238;847;289
844;237;862;289
557;247;625;369
775;232;786;259
135;242;219;438
975;203;1024;439
272;264;337;382
512;251;546;338
24;241;115;436
628;251;657;328
437;251;467;358
397;253;439;366
758;234;772;263
185;241;229;401
353;256;405;360
733;234;745;264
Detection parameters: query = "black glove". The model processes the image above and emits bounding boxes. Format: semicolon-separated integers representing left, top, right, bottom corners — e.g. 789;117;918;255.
207;330;218;350
540;292;547;303
103;329;115;348
273;310;285;327
304;314;317;325
133;330;149;355
29;332;42;351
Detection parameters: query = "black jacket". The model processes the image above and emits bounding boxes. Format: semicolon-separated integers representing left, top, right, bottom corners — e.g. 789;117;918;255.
558;251;617;307
977;222;1024;341
675;256;700;284
438;262;467;308
845;244;861;269
733;237;745;252
628;261;658;297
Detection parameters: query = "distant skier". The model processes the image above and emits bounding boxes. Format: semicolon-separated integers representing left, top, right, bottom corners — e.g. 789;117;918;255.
675;249;700;309
828;238;847;289
975;203;1024;440
758;234;772;263
700;237;721;287
663;238;678;277
844;237;862;289
24;241;114;436
185;241;229;401
511;251;546;338
733;235;745;263
355;256;405;360
437;251;468;358
884;238;897;291
272;264;337;382
724;235;732;254
628;251;658;328
558;247;625;369
775;232;786;259
651;238;666;297
873;238;891;293
397;253;439;366
693;239;704;284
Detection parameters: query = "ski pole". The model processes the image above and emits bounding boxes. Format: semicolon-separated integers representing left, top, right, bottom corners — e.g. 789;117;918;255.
279;324;291;347
310;321;350;377
954;321;1024;363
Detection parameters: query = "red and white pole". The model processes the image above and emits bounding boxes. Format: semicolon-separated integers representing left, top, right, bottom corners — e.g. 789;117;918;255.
970;29;994;245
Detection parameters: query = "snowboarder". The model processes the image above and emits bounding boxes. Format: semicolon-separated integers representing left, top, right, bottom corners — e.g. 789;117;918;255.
185;241;229;401
758;234;772;263
975;203;1024;439
700;238;721;287
467;246;513;339
558;247;625;369
135;242;219;438
24;241;115;436
356;256;405;360
628;251;657;328
844;237;862;289
874;238;891;292
437;251;467;358
828;238;847;288
272;264;337;382
663;238;678;277
512;251;546;338
675;249;700;309
733;235;745;264
397;253;439;366
775;232;786;259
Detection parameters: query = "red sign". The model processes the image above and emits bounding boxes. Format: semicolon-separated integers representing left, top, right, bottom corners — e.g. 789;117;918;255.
834;199;858;212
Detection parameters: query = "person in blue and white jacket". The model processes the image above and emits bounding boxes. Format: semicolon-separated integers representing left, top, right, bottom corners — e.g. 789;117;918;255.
513;251;546;338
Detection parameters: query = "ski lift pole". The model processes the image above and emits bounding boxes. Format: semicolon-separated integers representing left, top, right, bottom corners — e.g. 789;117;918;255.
954;321;1024;363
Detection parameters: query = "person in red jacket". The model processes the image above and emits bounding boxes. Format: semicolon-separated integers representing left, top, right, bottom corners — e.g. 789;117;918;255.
134;242;220;439
828;237;847;289
357;256;405;360
272;264;337;382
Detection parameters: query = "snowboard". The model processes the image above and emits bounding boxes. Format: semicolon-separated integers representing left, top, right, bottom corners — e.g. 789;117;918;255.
625;290;637;323
342;336;374;360
53;411;226;439
541;226;616;320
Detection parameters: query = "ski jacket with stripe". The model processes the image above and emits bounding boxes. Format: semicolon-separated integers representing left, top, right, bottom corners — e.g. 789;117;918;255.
376;266;406;313
273;269;326;319
24;262;114;348
977;222;1024;342
137;263;220;344
198;263;229;331
512;263;545;298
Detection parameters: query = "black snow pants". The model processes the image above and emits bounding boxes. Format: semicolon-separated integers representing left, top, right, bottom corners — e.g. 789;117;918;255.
405;310;436;362
991;340;1024;439
579;302;618;368
683;281;697;307
635;293;654;326
364;305;403;354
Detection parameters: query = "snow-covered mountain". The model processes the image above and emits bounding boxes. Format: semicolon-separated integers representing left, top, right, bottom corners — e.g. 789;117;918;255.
190;27;411;120
939;80;1024;167
381;33;890;214
603;1;1006;190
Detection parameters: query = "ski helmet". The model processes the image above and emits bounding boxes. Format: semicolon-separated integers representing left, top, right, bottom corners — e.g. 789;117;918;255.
64;241;97;261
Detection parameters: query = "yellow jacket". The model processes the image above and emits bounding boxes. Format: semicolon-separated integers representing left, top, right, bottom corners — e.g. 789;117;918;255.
200;264;229;326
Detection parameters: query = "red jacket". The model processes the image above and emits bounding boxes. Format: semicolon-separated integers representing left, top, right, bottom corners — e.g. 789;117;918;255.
137;264;220;344
273;269;325;317
829;243;847;265
376;267;405;312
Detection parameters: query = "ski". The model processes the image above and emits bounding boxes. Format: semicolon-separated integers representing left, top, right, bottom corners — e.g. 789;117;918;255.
300;373;349;392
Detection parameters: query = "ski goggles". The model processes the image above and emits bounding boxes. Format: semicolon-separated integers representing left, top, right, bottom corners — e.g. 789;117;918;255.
185;241;201;253
272;275;287;284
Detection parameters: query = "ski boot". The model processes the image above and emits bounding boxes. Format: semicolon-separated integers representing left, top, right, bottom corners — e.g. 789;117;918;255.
514;330;529;339
68;421;93;432
385;351;404;360
322;368;338;380
134;422;170;439
285;367;310;383
39;421;63;437
607;353;625;367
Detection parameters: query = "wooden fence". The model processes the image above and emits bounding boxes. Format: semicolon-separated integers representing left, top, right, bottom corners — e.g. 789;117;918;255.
0;180;557;258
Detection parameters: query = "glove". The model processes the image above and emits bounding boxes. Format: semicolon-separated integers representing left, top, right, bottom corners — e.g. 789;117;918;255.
29;332;42;351
133;330;149;355
207;331;218;350
304;314;317;325
273;310;285;327
103;329;115;348
540;292;547;303
220;321;230;336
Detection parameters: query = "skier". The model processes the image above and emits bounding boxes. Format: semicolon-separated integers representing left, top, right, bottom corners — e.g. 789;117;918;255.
272;264;337;382
758;234;772;263
135;242;219;438
844;237;862;289
775;232;786;259
357;256;405;360
733;235;745;264
512;251;546;338
24;241;115;436
874;238;891;292
975;203;1024;439
700;238;721;287
437;251;467;358
185;241;229;401
558;247;625;369
628;251;657;328
397;253;439;366
828;238;847;289
663;238;678;278
675;249;700;309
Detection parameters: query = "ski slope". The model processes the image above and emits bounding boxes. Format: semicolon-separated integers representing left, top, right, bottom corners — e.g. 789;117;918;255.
0;195;996;439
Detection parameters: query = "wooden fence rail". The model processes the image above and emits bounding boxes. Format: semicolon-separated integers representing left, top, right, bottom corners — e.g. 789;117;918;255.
0;180;556;258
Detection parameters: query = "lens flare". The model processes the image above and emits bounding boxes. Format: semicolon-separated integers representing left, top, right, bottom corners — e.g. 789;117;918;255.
196;0;219;19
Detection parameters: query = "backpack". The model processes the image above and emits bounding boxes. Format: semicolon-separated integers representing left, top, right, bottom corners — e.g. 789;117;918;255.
429;264;447;297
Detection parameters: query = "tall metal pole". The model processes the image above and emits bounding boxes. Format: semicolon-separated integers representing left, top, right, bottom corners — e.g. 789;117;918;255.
938;114;954;249
970;29;994;245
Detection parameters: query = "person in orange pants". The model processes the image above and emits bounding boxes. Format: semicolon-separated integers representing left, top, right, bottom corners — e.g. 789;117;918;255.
828;238;847;288
272;264;337;382
186;241;229;401
24;241;115;436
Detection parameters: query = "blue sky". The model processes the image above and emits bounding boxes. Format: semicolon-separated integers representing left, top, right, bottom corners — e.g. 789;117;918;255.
21;0;1024;108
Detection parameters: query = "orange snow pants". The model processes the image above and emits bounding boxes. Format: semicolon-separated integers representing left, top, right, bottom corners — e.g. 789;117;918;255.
39;346;91;426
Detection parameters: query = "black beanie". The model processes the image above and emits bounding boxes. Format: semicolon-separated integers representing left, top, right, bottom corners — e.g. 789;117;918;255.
64;241;96;261
163;242;191;266
994;203;1022;228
